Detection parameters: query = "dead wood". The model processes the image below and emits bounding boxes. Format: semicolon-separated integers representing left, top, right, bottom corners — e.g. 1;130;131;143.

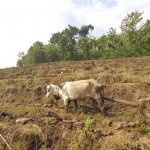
102;96;138;107
138;98;150;116
103;96;150;117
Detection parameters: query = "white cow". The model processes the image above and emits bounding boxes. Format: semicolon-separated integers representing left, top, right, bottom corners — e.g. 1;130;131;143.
46;79;106;116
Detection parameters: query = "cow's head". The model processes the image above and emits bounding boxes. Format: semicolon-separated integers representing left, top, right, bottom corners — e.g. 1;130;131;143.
46;84;52;98
46;84;60;98
53;95;60;101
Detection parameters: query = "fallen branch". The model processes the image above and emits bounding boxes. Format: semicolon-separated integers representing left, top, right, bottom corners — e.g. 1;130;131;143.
0;134;11;150
102;96;138;107
103;96;150;117
138;98;150;116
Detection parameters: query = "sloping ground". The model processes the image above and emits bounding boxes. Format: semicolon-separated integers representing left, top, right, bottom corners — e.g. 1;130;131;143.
0;56;150;149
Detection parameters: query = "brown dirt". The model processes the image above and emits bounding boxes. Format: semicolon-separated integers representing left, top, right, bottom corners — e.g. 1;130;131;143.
0;56;150;149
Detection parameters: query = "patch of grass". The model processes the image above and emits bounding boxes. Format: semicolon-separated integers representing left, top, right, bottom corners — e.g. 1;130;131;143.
0;104;50;118
99;134;138;150
96;113;105;120
11;124;44;150
137;124;150;134
138;137;150;150
121;111;135;121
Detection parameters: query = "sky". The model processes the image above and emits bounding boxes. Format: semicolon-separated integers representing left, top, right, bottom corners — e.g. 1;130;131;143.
0;0;150;69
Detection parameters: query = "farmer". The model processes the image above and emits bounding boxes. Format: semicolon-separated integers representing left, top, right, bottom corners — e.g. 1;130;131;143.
91;60;95;67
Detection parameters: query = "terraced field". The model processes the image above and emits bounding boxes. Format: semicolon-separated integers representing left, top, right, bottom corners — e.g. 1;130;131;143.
0;56;150;150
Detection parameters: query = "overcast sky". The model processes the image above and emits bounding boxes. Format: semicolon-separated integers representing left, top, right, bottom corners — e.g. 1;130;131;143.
0;0;150;68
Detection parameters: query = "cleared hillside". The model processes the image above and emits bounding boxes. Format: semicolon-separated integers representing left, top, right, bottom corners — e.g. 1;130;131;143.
0;56;150;149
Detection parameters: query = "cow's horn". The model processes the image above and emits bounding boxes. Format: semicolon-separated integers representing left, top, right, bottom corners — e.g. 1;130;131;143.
46;81;50;85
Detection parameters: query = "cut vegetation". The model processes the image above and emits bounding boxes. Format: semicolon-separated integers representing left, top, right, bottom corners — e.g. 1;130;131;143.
0;56;150;150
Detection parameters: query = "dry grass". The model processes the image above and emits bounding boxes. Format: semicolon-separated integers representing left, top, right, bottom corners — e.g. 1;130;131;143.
0;56;150;149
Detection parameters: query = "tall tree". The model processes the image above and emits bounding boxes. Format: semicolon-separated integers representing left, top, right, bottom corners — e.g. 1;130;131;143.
120;11;143;55
77;36;93;59
25;41;45;64
79;24;94;37
95;35;108;51
62;25;79;60
139;19;150;54
49;32;62;45
44;44;60;62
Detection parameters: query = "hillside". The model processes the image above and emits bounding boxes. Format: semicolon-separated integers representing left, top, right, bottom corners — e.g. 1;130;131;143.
0;56;150;149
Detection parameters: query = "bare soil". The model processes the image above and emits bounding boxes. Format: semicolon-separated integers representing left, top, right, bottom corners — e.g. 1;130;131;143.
0;56;150;150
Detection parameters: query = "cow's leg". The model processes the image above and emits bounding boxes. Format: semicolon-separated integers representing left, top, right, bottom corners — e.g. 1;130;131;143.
93;86;107;117
65;104;69;112
64;98;69;113
72;100;77;111
90;98;97;112
96;97;107;117
99;102;107;117
68;100;77;111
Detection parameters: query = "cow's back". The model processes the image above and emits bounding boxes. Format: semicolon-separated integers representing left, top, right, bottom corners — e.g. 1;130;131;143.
63;80;94;100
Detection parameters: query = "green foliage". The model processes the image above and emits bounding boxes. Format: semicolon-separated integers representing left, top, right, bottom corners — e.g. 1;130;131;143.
85;117;91;131
120;11;144;54
44;44;60;62
17;11;150;66
137;124;150;134
79;24;94;37
77;36;93;59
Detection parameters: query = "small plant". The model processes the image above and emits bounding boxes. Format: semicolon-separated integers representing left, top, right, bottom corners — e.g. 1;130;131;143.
85;117;91;131
137;124;150;134
138;137;150;149
96;113;104;120
122;112;134;121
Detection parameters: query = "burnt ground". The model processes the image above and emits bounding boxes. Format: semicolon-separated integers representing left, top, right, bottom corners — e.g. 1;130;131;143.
0;56;150;149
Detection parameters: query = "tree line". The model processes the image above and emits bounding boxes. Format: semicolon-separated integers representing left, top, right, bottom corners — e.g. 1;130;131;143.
17;11;150;66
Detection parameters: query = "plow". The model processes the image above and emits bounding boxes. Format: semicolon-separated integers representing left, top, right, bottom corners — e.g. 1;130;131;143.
102;96;150;117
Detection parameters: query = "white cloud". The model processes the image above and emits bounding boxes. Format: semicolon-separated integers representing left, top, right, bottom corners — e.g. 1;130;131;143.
0;0;150;68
